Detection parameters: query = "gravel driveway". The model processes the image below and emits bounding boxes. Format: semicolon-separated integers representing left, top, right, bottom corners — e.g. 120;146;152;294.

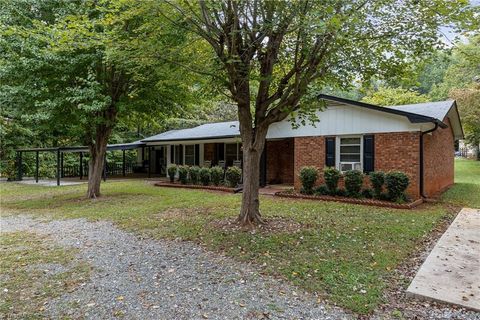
1;214;350;320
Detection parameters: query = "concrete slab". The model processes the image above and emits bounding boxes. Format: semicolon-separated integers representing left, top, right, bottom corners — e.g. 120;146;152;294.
407;208;480;312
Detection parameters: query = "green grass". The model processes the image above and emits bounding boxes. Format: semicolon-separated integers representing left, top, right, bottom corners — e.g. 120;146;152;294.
0;180;452;314
0;232;90;318
442;158;480;208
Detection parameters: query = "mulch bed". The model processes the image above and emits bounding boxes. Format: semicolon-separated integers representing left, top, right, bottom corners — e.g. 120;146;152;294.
275;191;424;209
154;181;236;193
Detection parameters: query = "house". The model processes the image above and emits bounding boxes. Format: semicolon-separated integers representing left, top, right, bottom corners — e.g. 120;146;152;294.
139;95;463;200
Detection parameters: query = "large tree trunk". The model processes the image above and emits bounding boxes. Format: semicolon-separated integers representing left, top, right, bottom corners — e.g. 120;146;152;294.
86;128;110;198
237;128;268;225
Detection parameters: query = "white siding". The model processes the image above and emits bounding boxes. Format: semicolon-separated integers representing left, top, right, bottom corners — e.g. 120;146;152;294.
267;105;434;139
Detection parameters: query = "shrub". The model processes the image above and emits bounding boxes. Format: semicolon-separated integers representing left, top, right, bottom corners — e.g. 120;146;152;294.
177;165;189;184
199;167;211;186
369;171;385;198
167;165;177;182
299;166;319;195
314;184;329;196
323;167;341;194
210;166;224;186
385;171;410;202
188;166;201;184
344;170;363;198
362;188;374;199
225;166;242;187
336;188;347;197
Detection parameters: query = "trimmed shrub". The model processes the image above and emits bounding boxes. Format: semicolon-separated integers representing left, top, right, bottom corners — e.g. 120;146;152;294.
336;188;347;197
210;166;224;186
225;166;242;187
177;165;189;184
314;184;329;196
323;167;341;194
344;170;363;198
361;188;374;199
199;167;211;186
167;165;177;182
369;171;385;198
299;166;319;195
188;166;201;184
385;171;410;202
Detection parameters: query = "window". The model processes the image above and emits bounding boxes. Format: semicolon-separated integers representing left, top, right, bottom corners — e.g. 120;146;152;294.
338;137;362;172
225;143;242;167
184;145;195;165
174;145;182;165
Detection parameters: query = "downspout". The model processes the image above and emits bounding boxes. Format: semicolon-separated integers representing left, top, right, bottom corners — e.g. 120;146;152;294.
420;122;439;198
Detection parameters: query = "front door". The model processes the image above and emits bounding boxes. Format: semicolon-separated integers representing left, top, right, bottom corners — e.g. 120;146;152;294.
155;147;166;175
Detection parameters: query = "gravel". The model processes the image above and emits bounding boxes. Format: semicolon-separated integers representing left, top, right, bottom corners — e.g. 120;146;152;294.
1;214;350;320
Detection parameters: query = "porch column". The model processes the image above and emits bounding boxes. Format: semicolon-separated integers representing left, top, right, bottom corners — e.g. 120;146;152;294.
35;151;39;183
56;149;60;186
103;153;107;182
122;149;126;177
79;152;83;180
148;147;152;178
60;152;64;178
16;151;23;181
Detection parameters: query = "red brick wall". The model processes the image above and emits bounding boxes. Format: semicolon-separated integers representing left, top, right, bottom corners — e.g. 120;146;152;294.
293;132;422;199
423;118;455;197
204;143;215;162
374;132;421;199
293;136;326;190
266;139;294;184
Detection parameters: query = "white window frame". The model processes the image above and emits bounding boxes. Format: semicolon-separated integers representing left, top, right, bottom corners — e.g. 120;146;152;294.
335;135;363;172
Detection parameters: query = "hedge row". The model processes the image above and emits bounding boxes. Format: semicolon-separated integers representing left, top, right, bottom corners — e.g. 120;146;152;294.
167;164;242;188
299;167;410;203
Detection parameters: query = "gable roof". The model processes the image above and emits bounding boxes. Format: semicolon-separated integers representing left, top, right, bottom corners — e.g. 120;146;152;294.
387;100;454;121
142;121;240;142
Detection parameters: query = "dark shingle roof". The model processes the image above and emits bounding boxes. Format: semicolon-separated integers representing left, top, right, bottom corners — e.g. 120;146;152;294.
387;100;454;122
141;121;240;142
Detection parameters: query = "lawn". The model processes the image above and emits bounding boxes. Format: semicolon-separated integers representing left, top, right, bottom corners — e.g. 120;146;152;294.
441;158;480;208
1;159;477;315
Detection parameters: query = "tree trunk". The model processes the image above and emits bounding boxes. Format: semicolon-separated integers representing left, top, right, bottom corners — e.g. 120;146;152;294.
237;128;267;225
86;127;111;198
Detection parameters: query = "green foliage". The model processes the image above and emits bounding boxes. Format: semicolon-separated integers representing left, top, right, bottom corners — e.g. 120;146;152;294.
177;165;189;184
167;164;177;182
362;188;374;199
385;172;410;202
225;166;241;188
188;166;201;185
362;87;429;106
323;167;341;194
344;170;364;198
210;166;224;186
369;172;385;199
313;184;329;196
335;188;347;197
299;166;319;195
199;167;211;186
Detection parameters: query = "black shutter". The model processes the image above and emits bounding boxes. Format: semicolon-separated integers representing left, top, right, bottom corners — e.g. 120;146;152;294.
194;144;200;166
217;143;225;161
325;137;335;167
170;145;174;163
363;135;374;173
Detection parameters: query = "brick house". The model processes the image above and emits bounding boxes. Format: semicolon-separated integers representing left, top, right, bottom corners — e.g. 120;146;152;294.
140;95;463;200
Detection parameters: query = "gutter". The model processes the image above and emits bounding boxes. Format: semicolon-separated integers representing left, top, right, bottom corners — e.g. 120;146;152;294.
419;122;439;198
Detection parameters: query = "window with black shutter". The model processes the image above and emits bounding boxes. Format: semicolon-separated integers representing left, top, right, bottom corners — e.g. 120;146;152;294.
325;137;336;167
363;135;374;173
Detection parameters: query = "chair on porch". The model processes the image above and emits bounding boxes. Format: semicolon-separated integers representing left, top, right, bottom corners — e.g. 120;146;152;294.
218;160;226;169
203;160;211;168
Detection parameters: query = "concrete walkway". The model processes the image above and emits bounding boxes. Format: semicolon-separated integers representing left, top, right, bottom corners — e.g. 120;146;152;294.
407;208;480;311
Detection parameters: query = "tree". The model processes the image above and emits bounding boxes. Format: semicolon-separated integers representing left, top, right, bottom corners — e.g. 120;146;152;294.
167;0;478;225
0;0;198;196
361;87;430;106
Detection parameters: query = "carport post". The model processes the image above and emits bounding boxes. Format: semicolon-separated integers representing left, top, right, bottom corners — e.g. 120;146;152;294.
79;152;83;180
56;149;60;186
122;149;126;177
103;154;107;182
35;151;39;183
16;151;23;181
60;152;64;178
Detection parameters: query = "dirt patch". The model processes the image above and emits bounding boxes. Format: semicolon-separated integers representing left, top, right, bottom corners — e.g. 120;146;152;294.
210;216;305;234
